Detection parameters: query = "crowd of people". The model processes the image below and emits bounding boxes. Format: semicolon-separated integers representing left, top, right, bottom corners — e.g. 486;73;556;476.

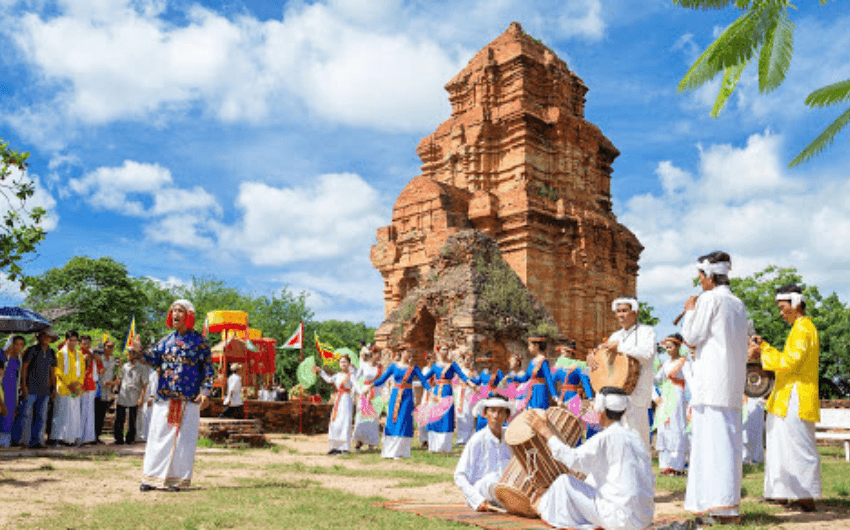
312;250;823;528
0;330;162;449
0;249;825;523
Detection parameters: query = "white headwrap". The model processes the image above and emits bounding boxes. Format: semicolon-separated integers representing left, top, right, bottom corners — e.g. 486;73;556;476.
611;297;639;313
776;292;804;308
696;259;731;277
472;396;516;418
171;299;195;314
594;391;630;413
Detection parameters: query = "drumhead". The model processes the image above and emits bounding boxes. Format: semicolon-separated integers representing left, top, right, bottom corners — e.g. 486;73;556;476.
494;484;538;519
504;410;537;446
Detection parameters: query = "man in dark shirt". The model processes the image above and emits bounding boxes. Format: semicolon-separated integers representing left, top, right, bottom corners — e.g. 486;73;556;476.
13;328;58;448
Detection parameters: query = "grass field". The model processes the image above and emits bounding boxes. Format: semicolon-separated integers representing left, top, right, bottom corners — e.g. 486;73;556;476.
2;437;849;529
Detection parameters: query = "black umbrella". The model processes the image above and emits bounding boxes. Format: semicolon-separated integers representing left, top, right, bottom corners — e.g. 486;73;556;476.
0;307;52;333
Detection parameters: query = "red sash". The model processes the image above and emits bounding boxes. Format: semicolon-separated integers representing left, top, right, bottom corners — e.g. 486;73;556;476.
331;373;351;422
392;366;414;422
167;399;185;429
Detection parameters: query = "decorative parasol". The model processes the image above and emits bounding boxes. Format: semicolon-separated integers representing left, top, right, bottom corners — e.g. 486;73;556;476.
0;307;51;333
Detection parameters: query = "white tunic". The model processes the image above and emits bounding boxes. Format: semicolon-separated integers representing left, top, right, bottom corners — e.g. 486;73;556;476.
320;369;353;451
352;362;381;446
453;426;512;509
742;396;765;465
655;358;690;471
681;285;748;408
539;422;655;530
609;324;656;451
223;373;243;407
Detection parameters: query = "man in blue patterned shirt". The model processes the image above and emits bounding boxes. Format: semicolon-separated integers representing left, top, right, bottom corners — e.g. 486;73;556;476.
138;299;214;492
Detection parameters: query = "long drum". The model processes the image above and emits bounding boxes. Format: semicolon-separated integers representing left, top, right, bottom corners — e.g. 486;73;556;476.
494;457;541;519
504;409;583;492
588;348;641;394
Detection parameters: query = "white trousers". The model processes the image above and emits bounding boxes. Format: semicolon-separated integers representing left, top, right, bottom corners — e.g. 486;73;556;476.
623;402;651;453
142;400;201;488
53;395;82;443
764;385;821;500
80;391;96;443
685;405;742;515
428;431;453;453
381;435;412;459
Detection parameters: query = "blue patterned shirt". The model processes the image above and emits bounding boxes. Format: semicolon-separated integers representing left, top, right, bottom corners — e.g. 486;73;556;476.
144;329;214;401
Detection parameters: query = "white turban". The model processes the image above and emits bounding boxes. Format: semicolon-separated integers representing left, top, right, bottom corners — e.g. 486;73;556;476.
472;396;515;418
776;292;804;308
594;391;630;413
611;297;638;313
696;259;731;277
171;299;195;314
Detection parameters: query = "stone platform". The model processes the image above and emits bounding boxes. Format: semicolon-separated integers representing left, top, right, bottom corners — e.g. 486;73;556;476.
199;418;267;447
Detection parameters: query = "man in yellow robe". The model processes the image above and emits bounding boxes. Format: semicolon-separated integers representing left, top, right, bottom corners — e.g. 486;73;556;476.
750;284;821;512
53;330;84;445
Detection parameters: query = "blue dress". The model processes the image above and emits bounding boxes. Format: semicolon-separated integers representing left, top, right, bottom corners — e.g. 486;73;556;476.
472;369;504;431
422;362;470;433
511;358;559;410
372;364;431;438
553;366;594;402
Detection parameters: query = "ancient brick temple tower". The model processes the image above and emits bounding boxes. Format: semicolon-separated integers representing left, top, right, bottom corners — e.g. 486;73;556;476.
371;22;642;356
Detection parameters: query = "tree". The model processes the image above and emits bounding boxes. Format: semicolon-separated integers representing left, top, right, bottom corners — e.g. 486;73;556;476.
730;265;850;398
1;138;48;286
639;301;660;327
25;256;153;340
675;0;847;167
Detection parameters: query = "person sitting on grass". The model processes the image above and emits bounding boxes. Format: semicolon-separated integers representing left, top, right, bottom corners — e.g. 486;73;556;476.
529;386;655;530
454;394;513;512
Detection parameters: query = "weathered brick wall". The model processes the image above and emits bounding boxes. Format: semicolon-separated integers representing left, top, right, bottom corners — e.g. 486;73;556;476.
202;399;333;434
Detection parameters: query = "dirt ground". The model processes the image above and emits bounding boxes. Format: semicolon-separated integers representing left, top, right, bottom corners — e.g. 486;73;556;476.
1;435;848;529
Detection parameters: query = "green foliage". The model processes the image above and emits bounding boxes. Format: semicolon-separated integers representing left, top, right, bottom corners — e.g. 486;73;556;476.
25;256;153;341
675;0;848;167
638;301;660;326
0;138;47;286
476;256;537;331
730;265;850;398
534;181;559;200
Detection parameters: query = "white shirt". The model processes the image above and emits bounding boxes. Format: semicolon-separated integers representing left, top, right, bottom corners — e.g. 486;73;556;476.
548;421;655;529
609;324;656;406
454;426;512;509
682;285;748;409
224;373;243;407
354;362;380;394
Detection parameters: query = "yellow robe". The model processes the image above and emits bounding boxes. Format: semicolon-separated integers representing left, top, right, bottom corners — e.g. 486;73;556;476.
759;316;820;423
56;346;83;397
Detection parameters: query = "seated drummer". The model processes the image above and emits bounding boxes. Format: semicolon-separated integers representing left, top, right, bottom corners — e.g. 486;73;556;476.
527;386;654;530
454;394;513;512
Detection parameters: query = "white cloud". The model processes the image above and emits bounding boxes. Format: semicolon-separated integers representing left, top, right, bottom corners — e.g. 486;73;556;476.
68;160;221;219
3;0;609;140
218;173;385;265
624;130;850;309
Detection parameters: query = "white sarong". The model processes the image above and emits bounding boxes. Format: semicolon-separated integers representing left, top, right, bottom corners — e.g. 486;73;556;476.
428;431;453;453
764;385;821;500
685;405;742;515
80;391;96;443
327;392;353;452
53;395;82;443
141;400;201;488
381;435;412;459
623;403;651;453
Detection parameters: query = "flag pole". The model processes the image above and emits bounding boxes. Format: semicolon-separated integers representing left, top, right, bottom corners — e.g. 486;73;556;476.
299;338;303;434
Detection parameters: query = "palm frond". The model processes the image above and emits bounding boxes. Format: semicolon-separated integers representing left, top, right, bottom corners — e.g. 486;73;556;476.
789;105;850;167
758;7;794;93
804;78;850;108
678;6;770;93
711;63;746;117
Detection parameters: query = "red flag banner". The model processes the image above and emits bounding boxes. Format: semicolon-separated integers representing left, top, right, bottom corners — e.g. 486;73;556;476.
282;322;303;349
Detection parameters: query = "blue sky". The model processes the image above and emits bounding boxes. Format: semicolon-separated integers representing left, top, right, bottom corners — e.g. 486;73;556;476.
2;0;849;340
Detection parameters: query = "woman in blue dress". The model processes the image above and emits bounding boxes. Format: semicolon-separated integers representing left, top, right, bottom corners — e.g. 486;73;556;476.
422;344;473;452
472;351;504;432
511;335;560;410
553;340;594;403
367;345;431;459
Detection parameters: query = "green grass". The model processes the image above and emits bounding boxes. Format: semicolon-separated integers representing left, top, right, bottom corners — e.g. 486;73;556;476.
264;461;449;488
33;480;467;530
334;445;460;470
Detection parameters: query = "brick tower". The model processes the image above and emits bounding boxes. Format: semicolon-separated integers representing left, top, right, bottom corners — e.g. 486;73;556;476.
371;22;642;356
